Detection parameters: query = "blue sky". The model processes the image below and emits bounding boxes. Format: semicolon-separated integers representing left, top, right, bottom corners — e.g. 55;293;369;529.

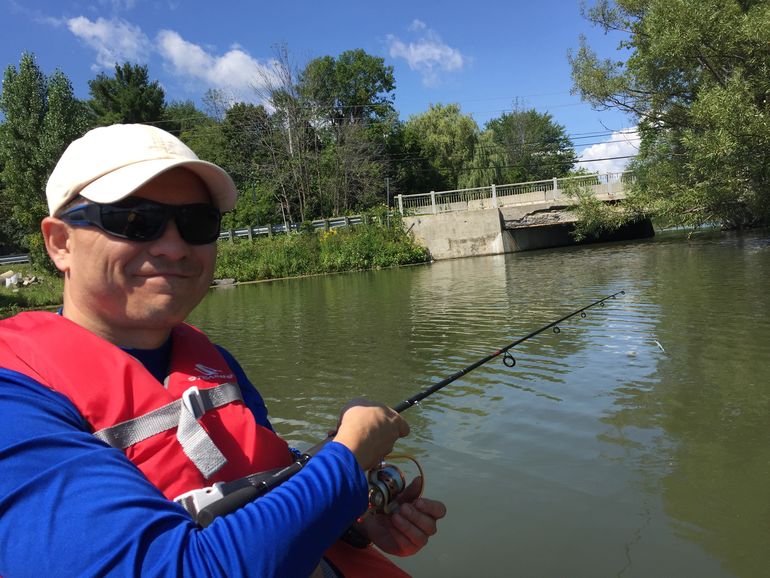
2;0;639;173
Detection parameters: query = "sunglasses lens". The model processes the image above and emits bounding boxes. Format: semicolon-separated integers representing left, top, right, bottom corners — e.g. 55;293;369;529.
100;204;167;241
61;198;221;244
176;204;222;244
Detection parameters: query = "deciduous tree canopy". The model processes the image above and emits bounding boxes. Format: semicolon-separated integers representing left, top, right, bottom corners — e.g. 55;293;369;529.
570;0;770;228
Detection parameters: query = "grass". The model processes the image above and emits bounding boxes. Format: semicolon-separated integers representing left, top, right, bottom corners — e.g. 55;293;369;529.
0;265;63;318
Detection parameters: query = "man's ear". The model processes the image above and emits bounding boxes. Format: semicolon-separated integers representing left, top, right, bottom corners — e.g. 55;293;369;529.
41;217;72;274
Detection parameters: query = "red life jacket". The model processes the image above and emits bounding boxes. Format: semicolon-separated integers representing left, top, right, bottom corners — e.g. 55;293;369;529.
0;311;408;578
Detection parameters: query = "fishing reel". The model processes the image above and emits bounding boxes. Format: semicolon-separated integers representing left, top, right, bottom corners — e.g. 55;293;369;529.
366;454;424;515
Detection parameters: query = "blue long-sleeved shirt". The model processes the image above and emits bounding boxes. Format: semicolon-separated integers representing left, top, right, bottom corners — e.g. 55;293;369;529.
0;343;368;577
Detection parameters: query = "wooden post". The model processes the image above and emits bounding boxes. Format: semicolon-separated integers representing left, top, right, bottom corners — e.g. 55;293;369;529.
267;224;273;238
247;226;253;241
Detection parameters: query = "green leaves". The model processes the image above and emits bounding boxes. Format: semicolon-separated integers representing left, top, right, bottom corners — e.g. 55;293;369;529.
401;104;479;192
572;0;770;229
0;53;90;252
88;63;165;125
214;220;429;282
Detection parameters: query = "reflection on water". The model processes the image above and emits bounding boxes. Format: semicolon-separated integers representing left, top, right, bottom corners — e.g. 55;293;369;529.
189;229;769;578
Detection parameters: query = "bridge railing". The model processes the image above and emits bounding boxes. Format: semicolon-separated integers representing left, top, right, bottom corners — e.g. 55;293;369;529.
396;172;633;215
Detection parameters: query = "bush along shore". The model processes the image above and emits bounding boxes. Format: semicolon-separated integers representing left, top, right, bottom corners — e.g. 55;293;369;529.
1;221;430;318
215;220;430;282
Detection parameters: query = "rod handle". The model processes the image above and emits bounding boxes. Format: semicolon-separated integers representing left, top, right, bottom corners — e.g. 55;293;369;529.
197;486;259;528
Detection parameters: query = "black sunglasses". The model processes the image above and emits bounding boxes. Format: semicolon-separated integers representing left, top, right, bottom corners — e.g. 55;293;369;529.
58;197;222;245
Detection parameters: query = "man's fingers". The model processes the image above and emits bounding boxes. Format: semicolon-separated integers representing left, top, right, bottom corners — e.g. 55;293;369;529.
391;504;434;548
413;497;447;521
396;476;424;504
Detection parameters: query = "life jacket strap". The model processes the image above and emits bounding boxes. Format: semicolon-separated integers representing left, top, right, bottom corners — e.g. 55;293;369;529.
93;382;243;478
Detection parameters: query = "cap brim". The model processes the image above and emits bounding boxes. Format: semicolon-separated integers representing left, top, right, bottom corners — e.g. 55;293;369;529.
77;158;237;212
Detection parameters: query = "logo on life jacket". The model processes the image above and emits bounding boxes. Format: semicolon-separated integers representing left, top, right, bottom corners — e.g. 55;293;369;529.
188;363;234;382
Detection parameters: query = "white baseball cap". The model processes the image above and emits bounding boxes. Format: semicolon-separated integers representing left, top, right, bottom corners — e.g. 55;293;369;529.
46;123;238;216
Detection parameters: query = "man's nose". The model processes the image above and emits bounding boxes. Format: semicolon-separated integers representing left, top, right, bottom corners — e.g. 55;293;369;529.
147;218;189;259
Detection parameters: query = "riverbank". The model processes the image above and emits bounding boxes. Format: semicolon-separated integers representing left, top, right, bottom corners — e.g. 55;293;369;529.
0;265;62;318
0;222;430;318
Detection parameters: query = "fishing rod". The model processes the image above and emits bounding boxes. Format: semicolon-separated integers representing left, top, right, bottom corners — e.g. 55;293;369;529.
394;289;625;412
182;290;626;527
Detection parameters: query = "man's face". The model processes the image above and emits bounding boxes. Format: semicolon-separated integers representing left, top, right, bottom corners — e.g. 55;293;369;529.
57;168;217;345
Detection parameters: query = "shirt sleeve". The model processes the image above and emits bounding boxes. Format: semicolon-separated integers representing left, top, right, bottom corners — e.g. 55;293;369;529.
0;368;368;578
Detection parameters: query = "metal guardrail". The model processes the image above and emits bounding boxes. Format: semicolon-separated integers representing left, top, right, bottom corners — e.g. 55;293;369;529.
218;215;365;241
0;254;30;266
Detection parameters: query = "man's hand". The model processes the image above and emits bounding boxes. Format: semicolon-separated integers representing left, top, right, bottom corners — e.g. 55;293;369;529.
333;399;409;471
359;476;447;557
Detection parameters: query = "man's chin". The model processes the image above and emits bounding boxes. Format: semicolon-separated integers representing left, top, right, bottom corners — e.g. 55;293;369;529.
135;274;196;293
129;296;196;326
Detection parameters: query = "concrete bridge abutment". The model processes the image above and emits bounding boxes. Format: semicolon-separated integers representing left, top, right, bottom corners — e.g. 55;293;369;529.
403;203;654;260
403;208;515;260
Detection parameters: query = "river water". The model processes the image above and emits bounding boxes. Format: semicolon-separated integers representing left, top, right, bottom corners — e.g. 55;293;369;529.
188;228;769;578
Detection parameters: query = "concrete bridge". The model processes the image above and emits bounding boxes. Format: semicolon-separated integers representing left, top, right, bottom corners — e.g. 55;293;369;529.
396;172;651;259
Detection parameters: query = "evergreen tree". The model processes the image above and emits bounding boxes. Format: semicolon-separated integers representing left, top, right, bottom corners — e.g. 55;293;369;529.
88;63;166;125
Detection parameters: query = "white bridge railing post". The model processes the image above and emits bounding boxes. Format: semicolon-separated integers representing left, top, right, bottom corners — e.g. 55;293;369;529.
491;184;498;208
397;194;403;214
430;191;437;214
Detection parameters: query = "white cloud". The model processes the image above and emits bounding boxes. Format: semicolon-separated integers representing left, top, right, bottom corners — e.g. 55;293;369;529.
67;16;151;70
409;19;427;32
99;0;138;10
579;127;639;173
156;30;278;103
63;15;277;104
387;22;466;86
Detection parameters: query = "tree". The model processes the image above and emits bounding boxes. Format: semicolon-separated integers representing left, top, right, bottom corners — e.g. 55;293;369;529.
219;103;277;228
88;63;166;125
300;49;396;129
482;105;576;184
0;53;90;255
400;104;479;193
570;0;770;228
457;130;507;189
299;49;397;214
162;100;227;168
246;46;397;222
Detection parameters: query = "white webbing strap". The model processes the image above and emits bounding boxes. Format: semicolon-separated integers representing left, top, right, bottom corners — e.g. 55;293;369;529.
93;382;242;479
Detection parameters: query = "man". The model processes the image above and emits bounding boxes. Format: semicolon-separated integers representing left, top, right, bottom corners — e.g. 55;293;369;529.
0;124;445;577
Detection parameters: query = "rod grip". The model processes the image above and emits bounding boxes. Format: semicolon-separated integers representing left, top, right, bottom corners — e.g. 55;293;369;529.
197;486;259;528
